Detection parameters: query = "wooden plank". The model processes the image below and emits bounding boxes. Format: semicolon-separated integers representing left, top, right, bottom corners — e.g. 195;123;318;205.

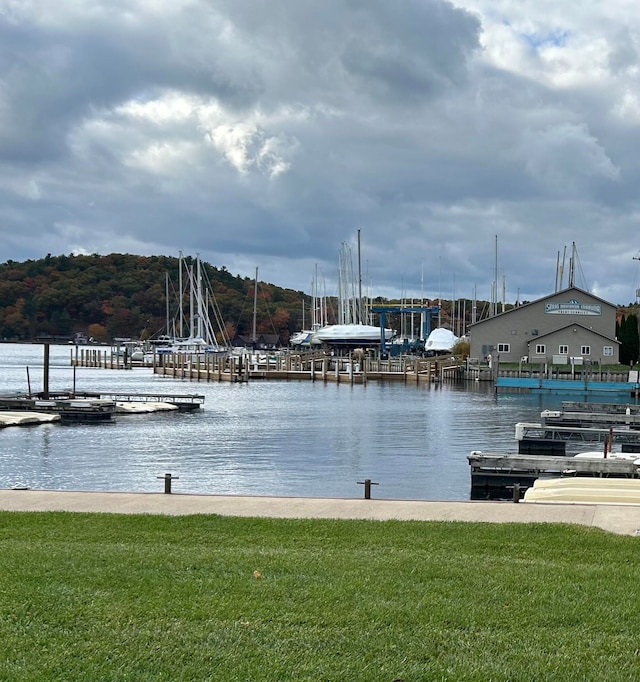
467;452;639;475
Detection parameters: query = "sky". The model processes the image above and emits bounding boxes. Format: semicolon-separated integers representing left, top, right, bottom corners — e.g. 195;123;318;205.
1;0;640;306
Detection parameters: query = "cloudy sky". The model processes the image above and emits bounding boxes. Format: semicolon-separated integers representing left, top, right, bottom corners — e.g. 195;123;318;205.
1;0;640;306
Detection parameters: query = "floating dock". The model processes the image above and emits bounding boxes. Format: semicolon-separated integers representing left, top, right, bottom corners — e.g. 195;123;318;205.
467;451;640;499
0;394;116;423
515;421;640;448
91;392;204;412
0;391;205;424
540;401;640;429
470;399;640;498
495;376;636;394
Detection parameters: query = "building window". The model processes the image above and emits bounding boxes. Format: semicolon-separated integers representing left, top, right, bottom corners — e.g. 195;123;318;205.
535;344;546;355
497;343;510;353
581;345;591;356
558;345;568;355
603;346;614;357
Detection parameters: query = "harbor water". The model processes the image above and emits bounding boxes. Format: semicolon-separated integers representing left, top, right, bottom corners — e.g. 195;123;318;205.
0;343;587;500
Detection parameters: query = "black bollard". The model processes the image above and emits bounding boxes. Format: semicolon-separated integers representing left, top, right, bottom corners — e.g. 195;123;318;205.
507;483;521;503
357;478;379;500
157;472;179;494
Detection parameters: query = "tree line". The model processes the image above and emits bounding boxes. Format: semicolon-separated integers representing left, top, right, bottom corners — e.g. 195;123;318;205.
0;253;478;346
0;253;311;344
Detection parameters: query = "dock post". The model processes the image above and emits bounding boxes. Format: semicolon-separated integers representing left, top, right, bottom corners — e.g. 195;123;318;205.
507;483;522;503
157;473;179;494
43;342;50;399
357;478;379;499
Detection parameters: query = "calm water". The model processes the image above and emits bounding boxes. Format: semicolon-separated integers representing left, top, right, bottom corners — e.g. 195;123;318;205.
0;343;570;500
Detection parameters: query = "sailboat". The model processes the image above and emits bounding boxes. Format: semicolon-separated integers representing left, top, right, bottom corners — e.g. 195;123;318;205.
313;233;395;347
290;265;327;348
156;254;230;357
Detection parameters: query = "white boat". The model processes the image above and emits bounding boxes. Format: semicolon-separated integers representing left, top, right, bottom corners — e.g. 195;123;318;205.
157;335;222;356
309;235;394;348
290;329;317;347
572;450;640;461
424;328;458;355
524;476;640;504
314;324;394;345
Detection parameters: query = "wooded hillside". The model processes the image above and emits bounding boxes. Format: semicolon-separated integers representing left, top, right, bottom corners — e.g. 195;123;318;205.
0;253;312;344
0;253;497;346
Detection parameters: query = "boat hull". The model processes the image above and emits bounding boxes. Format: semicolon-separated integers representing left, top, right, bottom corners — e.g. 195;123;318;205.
314;324;394;346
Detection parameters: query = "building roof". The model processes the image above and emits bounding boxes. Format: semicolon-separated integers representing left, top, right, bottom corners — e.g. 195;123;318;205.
527;321;619;345
468;285;616;329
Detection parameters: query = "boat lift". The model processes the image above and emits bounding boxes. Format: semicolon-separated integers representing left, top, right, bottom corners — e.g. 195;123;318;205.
369;304;441;354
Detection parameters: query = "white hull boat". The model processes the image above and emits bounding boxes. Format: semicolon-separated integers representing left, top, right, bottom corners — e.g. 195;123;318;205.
314;323;394;345
424;328;457;355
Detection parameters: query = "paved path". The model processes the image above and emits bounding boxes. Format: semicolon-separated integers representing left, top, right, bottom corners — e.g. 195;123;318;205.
1;489;640;535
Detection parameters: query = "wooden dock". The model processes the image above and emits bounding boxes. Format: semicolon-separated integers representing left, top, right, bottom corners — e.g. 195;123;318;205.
70;346;465;384
94;392;204;411
540;401;640;429
468;451;640;499
515;421;640;447
149;351;465;384
0;391;205;423
0;394;116;423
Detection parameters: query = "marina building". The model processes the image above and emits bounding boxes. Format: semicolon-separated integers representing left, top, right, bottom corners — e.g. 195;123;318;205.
469;286;620;365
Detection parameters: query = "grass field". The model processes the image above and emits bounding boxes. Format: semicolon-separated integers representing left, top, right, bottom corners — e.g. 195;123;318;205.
0;512;638;681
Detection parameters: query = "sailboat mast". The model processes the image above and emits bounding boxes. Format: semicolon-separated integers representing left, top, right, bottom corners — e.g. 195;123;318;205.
165;272;170;337
357;229;363;325
493;235;498;317
252;267;258;343
189;261;194;338
568;242;576;288
196;256;203;339
178;251;184;337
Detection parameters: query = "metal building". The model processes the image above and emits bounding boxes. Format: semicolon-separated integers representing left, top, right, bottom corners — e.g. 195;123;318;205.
468;286;620;365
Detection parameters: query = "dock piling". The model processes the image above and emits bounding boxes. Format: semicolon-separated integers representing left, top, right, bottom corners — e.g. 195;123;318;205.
158;472;179;494
507;483;522;503
357;478;379;499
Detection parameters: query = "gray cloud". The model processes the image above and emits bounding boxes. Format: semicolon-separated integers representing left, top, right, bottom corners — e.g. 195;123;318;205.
0;0;639;309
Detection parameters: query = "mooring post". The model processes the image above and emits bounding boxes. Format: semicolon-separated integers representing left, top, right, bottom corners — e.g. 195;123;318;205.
157;472;179;494
42;342;50;399
357;478;379;499
507;483;521;503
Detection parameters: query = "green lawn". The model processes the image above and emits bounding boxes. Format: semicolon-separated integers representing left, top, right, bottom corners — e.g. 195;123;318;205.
0;513;638;681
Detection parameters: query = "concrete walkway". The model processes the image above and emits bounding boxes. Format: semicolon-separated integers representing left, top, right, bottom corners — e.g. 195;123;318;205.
1;489;640;535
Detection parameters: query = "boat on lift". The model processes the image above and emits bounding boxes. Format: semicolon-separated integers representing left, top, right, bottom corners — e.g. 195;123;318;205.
311;233;394;348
